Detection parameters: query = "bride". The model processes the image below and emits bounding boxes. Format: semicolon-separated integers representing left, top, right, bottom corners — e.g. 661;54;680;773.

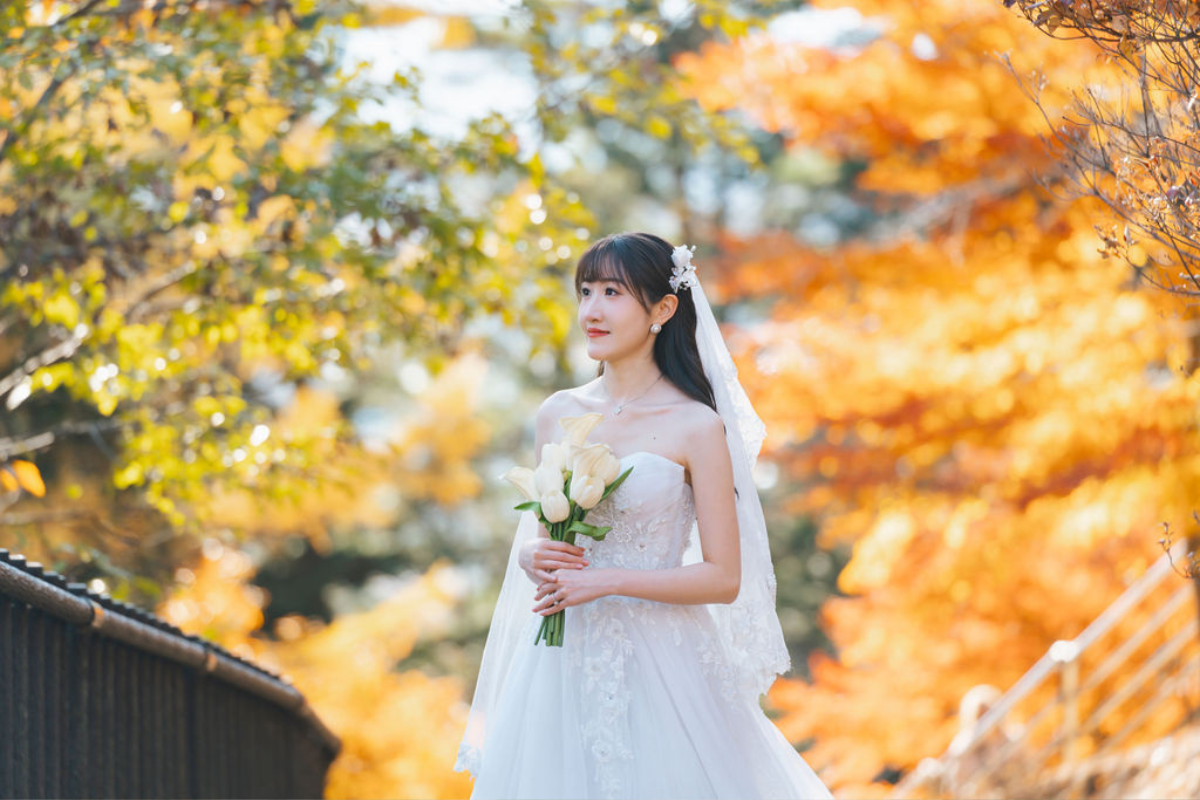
455;232;833;799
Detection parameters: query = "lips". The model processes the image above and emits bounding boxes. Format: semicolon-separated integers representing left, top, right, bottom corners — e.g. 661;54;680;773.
587;329;608;337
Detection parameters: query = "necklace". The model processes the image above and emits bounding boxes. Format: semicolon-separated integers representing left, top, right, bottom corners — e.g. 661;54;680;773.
601;373;664;416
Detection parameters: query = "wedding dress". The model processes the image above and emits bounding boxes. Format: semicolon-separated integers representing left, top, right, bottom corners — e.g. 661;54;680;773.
456;450;834;800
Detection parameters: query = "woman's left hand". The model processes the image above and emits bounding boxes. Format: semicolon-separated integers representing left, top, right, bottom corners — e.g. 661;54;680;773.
532;567;614;615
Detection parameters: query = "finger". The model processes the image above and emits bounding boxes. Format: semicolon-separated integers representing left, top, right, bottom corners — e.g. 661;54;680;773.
542;558;585;570
547;542;586;555
537;597;565;615
532;595;562;614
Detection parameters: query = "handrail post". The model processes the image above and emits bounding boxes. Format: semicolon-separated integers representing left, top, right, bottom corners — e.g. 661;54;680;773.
1050;639;1081;764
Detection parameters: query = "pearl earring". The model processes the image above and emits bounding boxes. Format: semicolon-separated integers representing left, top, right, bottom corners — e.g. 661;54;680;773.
650;323;662;334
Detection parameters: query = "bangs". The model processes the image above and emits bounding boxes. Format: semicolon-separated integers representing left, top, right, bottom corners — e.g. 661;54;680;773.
574;248;633;294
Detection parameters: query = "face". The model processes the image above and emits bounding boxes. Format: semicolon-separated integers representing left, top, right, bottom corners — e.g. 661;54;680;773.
578;279;655;362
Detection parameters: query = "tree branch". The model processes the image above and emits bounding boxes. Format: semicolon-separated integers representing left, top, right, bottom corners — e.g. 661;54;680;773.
0;329;89;407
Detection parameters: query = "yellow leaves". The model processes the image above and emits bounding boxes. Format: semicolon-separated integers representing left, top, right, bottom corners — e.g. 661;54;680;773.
238;104;289;151
256;195;295;230
113;461;144;489
280;121;333;171
167;201;189;224
206;137;246;184
159;545;264;648
438;17;475;49
41;289;79;329
586;93;618;115
645;114;672;139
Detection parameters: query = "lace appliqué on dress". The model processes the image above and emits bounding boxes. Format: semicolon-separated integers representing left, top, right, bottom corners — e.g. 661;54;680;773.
578;604;636;799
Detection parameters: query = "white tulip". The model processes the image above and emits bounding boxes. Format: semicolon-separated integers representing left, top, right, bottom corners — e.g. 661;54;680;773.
540;442;569;473
534;462;565;496
540;490;570;523
568;442;611;479
559;413;604;446
594;452;622;484
502;466;539;502
569;473;605;510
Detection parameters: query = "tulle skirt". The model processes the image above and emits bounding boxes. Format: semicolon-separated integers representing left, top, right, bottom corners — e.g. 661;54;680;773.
468;596;833;800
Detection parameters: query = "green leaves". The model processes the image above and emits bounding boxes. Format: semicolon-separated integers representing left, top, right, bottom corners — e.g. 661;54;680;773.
0;0;584;548
565;519;610;541
599;466;634;503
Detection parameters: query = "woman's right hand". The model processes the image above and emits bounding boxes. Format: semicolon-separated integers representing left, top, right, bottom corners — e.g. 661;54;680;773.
520;538;590;585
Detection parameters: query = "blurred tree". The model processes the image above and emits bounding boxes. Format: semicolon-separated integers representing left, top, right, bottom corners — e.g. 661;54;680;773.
1003;0;1200;593
681;0;1200;794
0;0;588;588
487;0;806;242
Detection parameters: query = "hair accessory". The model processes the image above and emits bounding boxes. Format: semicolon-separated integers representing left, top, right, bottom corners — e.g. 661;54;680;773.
669;245;699;293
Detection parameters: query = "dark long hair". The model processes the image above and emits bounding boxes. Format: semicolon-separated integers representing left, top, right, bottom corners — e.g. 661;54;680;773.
574;232;716;413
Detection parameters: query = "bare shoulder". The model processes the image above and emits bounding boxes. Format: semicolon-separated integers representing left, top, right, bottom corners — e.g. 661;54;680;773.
535;384;598;448
673;400;726;463
535;390;570;446
676;399;723;432
537;388;572;420
537;384;595;422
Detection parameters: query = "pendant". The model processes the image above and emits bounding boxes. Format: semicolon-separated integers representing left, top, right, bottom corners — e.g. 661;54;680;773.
614;407;624;415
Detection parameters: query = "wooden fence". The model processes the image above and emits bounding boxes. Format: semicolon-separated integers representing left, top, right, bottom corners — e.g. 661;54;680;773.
0;549;340;799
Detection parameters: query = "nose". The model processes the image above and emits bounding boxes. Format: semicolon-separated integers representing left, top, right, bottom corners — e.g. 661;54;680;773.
580;293;601;323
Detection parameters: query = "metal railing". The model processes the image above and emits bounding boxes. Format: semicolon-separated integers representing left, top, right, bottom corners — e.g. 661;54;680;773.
893;542;1199;799
0;549;340;799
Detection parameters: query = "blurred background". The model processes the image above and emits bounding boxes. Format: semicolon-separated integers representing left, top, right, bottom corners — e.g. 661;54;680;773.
2;0;1198;797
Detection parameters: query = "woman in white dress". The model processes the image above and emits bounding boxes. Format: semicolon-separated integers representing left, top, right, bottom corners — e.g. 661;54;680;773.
455;232;833;799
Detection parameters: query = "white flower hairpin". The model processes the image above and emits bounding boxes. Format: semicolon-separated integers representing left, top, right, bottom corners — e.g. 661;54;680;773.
670;244;699;293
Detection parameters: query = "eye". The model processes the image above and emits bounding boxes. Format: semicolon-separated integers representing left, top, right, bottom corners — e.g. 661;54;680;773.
605;286;618;295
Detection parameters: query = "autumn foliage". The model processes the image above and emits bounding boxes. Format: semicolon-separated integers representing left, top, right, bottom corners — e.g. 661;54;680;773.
681;0;1200;793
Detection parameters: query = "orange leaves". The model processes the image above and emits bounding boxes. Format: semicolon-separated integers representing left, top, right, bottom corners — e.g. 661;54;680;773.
679;3;1111;200
681;0;1200;791
1;460;45;497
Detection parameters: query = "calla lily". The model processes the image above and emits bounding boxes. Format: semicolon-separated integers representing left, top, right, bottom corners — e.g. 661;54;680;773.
502;466;539;502
594;451;622;484
540;442;569;473
540;490;570;523
534;461;566;496
568;442;611;479
560;413;603;446
569;473;606;510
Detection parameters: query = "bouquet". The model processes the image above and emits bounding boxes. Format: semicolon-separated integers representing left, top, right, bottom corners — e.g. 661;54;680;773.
503;412;632;647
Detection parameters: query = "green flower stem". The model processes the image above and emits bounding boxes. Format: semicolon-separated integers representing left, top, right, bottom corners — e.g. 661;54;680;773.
536;517;567;647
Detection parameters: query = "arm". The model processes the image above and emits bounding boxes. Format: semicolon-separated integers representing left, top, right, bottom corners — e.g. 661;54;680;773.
609;411;740;604
534;410;741;611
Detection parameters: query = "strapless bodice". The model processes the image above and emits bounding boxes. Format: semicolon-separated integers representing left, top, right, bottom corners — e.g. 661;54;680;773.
579;451;696;571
